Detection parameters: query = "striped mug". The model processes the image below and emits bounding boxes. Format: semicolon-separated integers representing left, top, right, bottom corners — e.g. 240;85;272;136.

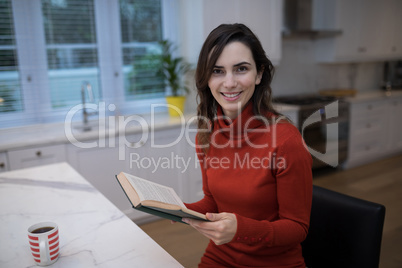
27;222;59;266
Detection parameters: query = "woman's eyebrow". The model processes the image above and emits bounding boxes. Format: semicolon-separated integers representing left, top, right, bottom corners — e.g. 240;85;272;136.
214;61;252;68
233;61;252;67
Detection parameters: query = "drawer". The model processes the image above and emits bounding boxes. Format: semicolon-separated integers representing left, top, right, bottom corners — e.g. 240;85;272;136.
388;98;402;107
8;144;67;170
351;100;387;118
348;137;383;160
349;114;386;137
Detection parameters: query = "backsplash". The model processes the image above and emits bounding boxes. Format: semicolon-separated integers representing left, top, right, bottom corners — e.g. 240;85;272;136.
271;39;384;96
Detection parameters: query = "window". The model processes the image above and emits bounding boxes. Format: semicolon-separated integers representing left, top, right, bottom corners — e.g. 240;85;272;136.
0;0;179;128
120;0;165;101
0;0;23;113
42;0;101;109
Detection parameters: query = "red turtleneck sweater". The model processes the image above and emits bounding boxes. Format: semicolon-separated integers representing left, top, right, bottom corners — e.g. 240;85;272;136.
185;102;313;268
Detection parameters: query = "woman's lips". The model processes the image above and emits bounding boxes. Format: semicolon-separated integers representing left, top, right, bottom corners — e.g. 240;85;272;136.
221;91;242;101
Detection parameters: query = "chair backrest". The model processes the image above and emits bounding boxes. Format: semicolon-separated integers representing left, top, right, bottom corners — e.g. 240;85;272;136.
302;185;386;268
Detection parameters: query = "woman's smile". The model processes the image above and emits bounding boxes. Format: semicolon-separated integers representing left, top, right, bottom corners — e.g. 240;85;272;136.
221;91;243;101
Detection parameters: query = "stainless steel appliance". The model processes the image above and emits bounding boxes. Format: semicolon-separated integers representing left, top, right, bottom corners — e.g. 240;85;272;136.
274;95;349;169
282;0;342;39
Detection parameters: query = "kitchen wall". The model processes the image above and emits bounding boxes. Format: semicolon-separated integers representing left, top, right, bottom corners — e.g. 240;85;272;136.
271;39;384;96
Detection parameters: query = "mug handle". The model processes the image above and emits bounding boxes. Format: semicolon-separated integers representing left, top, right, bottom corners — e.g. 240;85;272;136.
39;239;50;264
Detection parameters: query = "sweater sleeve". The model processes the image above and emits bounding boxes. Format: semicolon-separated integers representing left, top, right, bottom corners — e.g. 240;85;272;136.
184;136;219;214
232;128;313;247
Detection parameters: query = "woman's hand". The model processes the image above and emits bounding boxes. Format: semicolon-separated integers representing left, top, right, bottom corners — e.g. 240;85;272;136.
183;212;237;245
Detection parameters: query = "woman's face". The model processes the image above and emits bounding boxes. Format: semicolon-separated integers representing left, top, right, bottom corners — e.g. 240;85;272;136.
208;41;262;120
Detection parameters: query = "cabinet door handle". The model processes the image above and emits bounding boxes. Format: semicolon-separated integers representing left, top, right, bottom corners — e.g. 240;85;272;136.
36;151;42;157
366;123;371;129
0;162;4;168
367;104;373;110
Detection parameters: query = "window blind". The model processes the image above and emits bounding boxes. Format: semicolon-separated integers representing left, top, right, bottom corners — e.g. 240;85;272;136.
42;0;102;109
120;0;165;101
0;0;23;114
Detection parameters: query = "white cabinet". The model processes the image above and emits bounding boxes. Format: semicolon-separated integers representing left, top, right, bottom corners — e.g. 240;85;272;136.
0;152;9;173
180;129;203;203
346;99;387;168
345;95;402;169
202;0;282;65
66;139;129;215
8;144;67;170
125;128;183;197
387;96;402;151
123;127;204;220
379;0;402;58
315;0;402;62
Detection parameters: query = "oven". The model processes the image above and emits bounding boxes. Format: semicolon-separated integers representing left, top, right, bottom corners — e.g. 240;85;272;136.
274;95;350;169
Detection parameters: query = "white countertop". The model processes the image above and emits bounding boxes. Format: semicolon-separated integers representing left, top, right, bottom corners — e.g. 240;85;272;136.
0;162;183;268
344;89;402;103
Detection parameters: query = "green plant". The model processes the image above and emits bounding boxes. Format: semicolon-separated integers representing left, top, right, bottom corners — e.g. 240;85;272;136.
128;52;165;96
158;40;191;97
0;84;17;113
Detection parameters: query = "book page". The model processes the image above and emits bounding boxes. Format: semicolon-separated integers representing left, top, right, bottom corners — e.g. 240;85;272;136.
124;173;185;207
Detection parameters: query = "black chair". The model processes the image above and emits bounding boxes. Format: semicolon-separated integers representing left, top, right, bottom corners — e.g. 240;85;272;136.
302;185;386;268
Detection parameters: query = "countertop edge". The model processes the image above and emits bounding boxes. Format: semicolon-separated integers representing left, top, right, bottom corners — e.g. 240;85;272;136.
0;112;196;152
344;90;402;103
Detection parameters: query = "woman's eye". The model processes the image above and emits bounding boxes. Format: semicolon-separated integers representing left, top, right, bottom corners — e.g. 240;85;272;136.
237;66;248;72
212;69;223;74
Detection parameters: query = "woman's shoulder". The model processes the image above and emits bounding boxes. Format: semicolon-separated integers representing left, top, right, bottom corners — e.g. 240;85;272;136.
274;118;299;133
261;112;303;145
264;112;300;135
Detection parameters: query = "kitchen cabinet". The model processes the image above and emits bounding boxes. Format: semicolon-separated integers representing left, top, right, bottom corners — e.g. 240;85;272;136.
125;128;183;198
7;144;67;170
66;139;130;216
125;126;204;204
387;96;402;151
315;0;402;62
344;95;402;169
346;99;387;168
0;152;9;173
202;0;282;65
181;129;203;203
379;0;402;59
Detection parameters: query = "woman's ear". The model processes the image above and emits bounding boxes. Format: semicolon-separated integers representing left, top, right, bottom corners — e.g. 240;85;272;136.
255;67;264;85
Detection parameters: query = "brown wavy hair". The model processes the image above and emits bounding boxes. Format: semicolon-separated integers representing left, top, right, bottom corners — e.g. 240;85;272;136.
195;23;279;150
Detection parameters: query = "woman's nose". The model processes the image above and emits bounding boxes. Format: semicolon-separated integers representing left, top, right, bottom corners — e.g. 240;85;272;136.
223;73;237;88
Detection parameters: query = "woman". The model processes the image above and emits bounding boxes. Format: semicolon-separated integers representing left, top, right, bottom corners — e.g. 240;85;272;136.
183;23;313;268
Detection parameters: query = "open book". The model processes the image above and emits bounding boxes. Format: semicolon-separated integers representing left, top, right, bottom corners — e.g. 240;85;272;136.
115;172;208;223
